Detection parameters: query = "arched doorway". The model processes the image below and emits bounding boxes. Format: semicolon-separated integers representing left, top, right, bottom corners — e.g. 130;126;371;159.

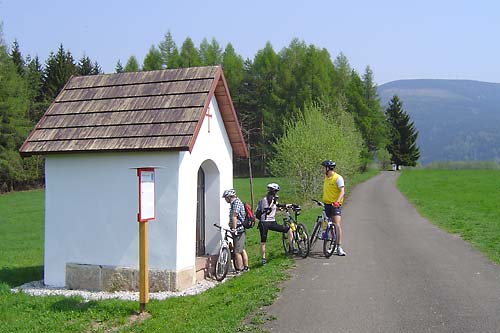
196;168;206;256
196;160;221;256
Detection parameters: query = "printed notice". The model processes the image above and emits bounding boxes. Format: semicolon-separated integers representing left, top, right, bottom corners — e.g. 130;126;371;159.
139;170;155;221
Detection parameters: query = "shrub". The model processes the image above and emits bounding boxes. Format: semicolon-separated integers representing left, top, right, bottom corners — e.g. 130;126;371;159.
269;101;364;201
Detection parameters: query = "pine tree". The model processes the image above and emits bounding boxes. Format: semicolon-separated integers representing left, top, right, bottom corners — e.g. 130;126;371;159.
142;45;163;71
92;61;102;74
76;54;93;75
115;60;124;73
158;31;180;68
385;95;420;167
42;44;76;100
124;55;140;72
25;55;46;122
361;66;387;153
9;39;25;77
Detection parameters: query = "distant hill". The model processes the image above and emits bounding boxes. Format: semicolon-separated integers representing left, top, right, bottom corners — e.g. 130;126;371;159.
378;79;500;164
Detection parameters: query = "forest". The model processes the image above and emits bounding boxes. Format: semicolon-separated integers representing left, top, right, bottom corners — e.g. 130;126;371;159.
0;28;419;194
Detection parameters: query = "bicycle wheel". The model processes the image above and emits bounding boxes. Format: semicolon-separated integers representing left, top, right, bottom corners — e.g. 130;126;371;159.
309;219;321;249
323;223;337;258
215;247;230;281
295;223;310;258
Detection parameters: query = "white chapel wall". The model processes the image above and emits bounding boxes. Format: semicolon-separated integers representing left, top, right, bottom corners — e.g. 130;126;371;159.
44;151;179;287
176;96;234;271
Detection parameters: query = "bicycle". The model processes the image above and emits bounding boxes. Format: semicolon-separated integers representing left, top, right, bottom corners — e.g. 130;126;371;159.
309;199;338;258
278;203;310;258
212;223;235;281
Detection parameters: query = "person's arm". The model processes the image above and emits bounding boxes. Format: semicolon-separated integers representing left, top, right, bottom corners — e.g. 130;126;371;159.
231;212;238;230
336;186;345;204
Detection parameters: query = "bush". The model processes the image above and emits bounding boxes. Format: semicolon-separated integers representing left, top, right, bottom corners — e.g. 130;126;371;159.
269;101;364;201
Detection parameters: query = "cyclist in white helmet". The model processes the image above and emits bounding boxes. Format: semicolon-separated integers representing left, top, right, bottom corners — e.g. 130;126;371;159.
222;189;249;272
256;183;294;264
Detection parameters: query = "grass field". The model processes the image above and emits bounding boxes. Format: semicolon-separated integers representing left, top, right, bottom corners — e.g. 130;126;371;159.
397;169;500;264
0;172;377;332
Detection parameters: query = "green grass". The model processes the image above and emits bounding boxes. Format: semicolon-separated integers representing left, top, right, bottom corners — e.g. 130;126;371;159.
397;169;500;264
0;172;378;332
0;190;44;287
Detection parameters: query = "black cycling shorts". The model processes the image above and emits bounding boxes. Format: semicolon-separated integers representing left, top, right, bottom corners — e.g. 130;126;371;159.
324;203;342;218
258;220;290;243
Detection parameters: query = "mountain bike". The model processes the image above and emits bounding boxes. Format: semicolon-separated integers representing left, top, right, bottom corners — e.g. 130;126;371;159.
309;199;338;258
213;224;235;281
279;203;310;258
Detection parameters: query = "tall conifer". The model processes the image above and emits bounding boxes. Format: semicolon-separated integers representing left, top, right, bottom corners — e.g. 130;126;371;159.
385;95;420;166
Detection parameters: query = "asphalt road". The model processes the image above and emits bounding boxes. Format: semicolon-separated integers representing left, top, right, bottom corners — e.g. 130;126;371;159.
262;171;500;332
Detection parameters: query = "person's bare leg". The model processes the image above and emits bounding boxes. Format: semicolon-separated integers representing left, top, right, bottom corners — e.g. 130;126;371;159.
288;228;294;248
333;215;342;245
242;249;249;267
234;252;243;270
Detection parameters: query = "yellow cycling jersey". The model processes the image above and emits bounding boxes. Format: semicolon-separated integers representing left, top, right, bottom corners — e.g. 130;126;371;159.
322;172;344;205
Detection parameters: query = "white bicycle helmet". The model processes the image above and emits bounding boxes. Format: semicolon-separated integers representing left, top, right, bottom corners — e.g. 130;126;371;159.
222;189;236;198
267;183;280;192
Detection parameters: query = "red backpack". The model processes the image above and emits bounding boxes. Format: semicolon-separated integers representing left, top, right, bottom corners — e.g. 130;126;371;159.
242;202;256;229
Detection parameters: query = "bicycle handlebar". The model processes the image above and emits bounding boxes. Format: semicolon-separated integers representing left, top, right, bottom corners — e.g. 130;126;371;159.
312;199;325;207
277;203;301;211
213;223;234;235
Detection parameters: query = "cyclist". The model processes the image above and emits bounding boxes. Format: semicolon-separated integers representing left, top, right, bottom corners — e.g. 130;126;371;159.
256;183;294;264
222;189;249;272
321;160;346;256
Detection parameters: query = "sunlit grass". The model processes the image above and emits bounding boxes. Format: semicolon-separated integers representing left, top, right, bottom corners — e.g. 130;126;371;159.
397;169;500;263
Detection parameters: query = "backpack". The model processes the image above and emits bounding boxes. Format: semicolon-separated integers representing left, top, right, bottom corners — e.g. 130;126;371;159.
242;202;256;229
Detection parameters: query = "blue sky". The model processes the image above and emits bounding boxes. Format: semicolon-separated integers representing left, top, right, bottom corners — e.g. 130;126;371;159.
1;0;499;85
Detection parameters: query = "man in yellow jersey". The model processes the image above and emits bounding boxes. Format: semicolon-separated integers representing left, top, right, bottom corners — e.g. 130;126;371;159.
321;160;346;256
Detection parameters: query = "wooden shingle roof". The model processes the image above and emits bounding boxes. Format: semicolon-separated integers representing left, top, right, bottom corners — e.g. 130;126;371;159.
19;65;248;158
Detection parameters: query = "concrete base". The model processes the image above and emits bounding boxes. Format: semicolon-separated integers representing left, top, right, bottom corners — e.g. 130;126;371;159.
65;263;195;292
195;255;219;281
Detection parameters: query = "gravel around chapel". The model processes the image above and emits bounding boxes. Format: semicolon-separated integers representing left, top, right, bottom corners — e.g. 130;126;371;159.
11;278;221;302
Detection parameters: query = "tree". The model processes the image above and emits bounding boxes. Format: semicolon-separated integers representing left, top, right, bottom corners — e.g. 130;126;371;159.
76;54;93;75
124;55;140;72
115;60;124;73
222;43;244;92
385;95;420;167
92;61;102;74
42;44;76;101
179;37;201;67
361;66;387;152
332;52;351;96
9;39;25;77
25;55;46;123
143;45;163;71
199;37;222;65
269;102;363;200
0;39;36;192
251;42;283;175
159;31;180;68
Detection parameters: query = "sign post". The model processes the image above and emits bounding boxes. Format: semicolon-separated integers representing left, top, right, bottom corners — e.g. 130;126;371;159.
137;168;155;313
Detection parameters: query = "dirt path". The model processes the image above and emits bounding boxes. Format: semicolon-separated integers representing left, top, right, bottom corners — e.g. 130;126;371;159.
262;171;500;332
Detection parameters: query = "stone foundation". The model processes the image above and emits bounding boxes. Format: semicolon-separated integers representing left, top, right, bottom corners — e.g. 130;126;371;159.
65;263;195;292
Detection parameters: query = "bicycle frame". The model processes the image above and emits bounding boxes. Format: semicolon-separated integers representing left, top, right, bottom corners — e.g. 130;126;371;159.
279;204;310;258
213;224;235;281
310;199;337;257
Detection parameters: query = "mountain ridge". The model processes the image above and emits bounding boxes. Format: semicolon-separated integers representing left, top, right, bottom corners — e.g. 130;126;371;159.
378;79;500;164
